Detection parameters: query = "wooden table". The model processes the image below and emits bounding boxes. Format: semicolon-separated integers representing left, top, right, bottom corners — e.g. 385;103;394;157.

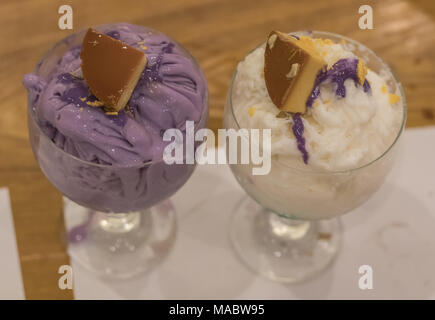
1;0;434;299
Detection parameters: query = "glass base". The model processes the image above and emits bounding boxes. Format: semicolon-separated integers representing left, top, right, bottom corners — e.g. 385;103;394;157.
230;196;342;283
63;197;176;279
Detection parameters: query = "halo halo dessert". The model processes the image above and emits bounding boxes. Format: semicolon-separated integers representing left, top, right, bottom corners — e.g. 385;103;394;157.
23;22;208;278
223;30;406;283
226;30;406;219
24;23;208;213
233;31;404;172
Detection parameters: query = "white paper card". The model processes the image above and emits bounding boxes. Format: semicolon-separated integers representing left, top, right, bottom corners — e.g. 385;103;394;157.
70;127;435;299
0;188;25;299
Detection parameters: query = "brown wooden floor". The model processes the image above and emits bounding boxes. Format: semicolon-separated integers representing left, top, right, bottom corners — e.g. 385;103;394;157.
1;0;434;299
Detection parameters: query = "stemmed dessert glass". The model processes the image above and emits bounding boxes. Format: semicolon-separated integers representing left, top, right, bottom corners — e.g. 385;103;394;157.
27;25;208;279
223;31;407;283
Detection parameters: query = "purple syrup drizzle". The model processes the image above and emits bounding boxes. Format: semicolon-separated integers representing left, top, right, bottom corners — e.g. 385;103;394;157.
105;30;120;40
70;46;82;59
59;78;89;108
292;58;372;164
110;110;128;126
306;58;371;108
291;113;309;164
57;72;81;84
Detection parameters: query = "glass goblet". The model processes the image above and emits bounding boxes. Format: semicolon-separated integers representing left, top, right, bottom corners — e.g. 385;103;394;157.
223;31;406;283
27;25;208;279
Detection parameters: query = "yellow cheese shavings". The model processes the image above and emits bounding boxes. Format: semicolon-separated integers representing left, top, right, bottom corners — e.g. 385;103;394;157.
357;60;368;85
299;36;324;60
248;107;256;117
299;36;320;55
86;100;105;107
80;97;86;102
381;85;387;94
105;111;119;115
313;38;334;47
140;45;148;50
389;93;400;104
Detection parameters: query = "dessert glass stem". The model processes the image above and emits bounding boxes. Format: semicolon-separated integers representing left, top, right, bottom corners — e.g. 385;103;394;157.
63;197;176;279
98;212;141;234
230;196;341;283
268;214;312;241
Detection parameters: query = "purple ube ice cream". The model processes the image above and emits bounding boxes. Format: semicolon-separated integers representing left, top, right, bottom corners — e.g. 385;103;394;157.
24;23;208;212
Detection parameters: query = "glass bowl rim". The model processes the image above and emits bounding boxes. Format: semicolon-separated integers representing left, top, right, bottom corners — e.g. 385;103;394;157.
227;30;407;175
27;22;209;169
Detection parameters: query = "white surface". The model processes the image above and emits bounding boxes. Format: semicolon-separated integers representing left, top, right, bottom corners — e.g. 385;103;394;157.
0;188;25;299
70;127;435;299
